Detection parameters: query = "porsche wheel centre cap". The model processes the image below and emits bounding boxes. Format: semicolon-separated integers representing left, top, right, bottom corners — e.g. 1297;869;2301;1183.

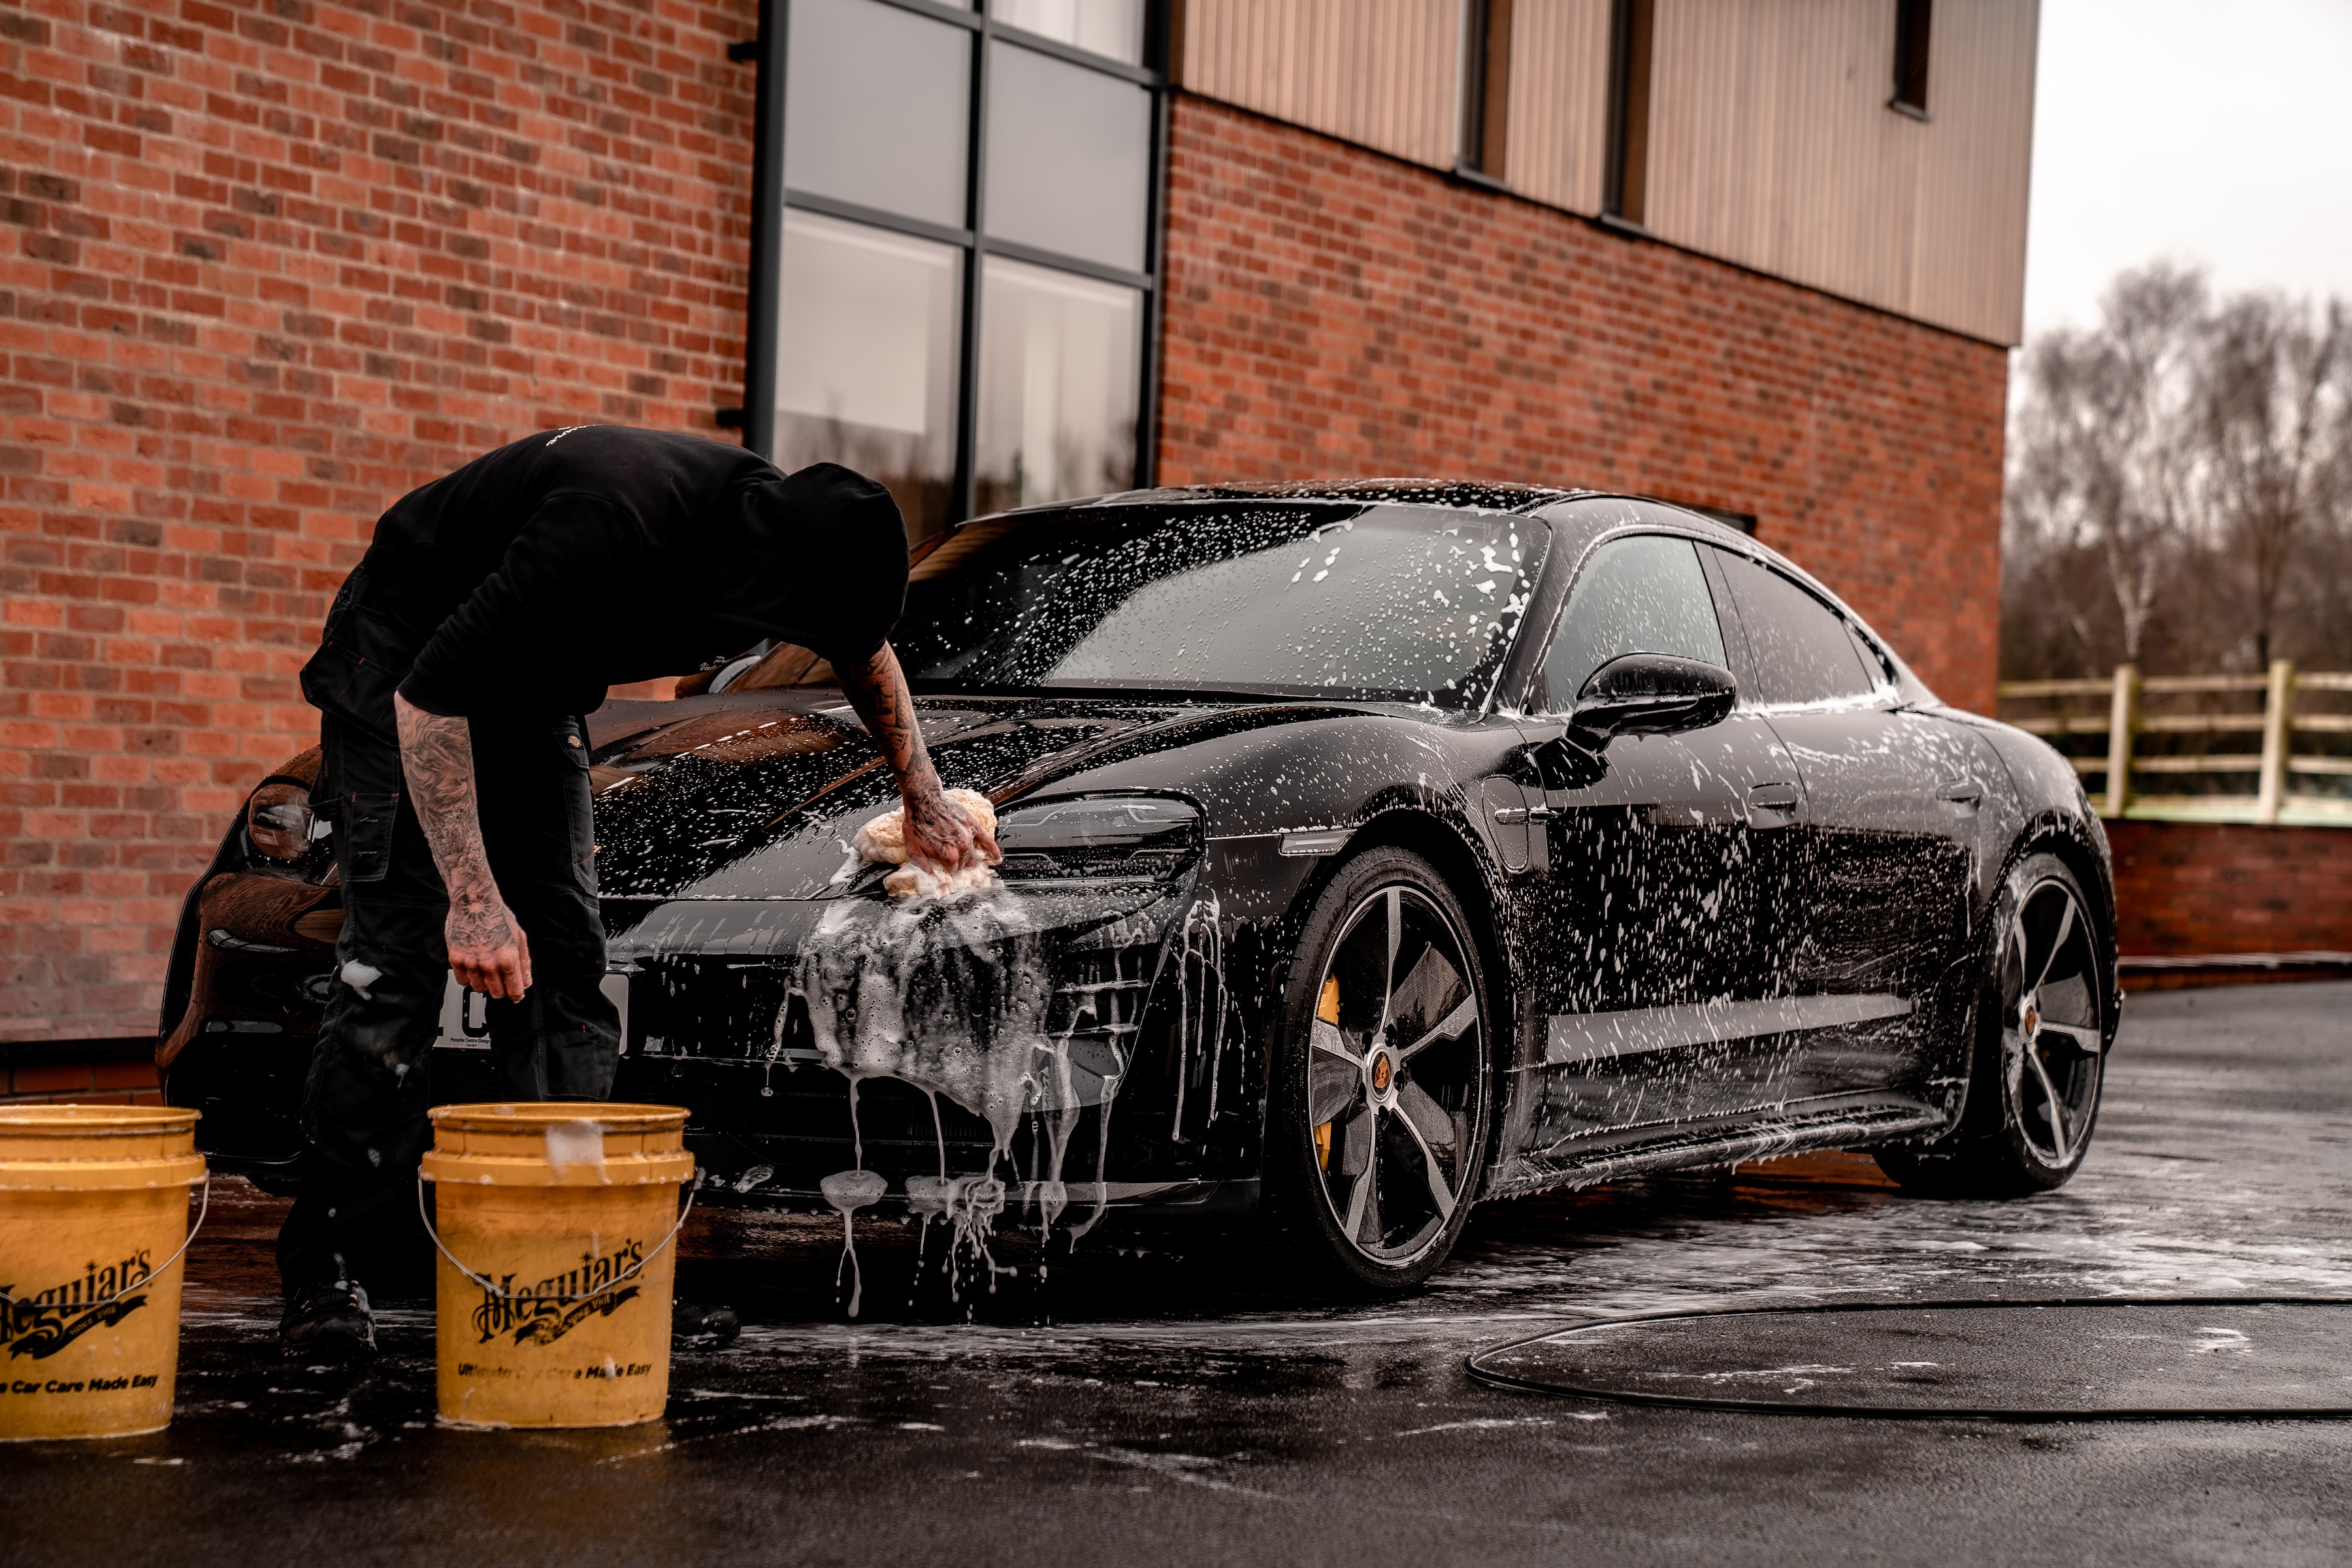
1370;1052;1394;1094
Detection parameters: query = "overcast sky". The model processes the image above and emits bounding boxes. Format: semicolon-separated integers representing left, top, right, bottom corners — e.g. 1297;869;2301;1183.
2021;0;2352;340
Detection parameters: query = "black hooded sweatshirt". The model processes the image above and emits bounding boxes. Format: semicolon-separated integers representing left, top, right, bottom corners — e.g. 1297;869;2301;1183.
301;426;908;730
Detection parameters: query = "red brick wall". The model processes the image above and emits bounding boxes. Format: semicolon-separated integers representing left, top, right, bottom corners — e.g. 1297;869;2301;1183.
2108;820;2352;960
1;0;757;1041
0;1042;158;1102
1156;97;2008;715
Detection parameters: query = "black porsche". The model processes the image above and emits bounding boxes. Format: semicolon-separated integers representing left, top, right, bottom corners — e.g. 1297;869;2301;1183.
159;483;2119;1290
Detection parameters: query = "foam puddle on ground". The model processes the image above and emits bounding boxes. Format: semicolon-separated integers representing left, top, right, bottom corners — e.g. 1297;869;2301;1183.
783;874;1229;1315
817;1169;886;1315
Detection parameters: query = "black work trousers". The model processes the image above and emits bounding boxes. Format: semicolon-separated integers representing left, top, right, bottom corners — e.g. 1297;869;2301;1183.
276;708;621;1295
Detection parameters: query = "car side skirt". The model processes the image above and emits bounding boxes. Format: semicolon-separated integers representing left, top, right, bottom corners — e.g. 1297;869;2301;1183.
1484;1096;1947;1201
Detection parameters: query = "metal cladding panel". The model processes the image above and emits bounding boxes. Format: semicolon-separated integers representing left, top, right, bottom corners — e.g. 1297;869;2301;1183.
1909;0;2040;346
1177;0;1463;171
1501;0;1613;213
1641;0;2038;346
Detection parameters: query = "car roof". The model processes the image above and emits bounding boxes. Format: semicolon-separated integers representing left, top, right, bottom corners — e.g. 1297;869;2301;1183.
923;482;1940;710
1032;480;1778;567
1090;479;1596;514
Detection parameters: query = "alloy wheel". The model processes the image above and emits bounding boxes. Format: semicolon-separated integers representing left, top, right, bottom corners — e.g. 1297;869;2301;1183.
1306;884;1486;1266
2001;875;2106;1169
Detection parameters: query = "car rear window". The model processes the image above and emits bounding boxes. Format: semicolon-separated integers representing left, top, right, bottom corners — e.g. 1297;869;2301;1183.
1711;548;1875;706
880;503;1541;704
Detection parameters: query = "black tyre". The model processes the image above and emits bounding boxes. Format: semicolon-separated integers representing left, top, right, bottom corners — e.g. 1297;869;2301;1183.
1876;850;2114;1197
1264;847;1497;1292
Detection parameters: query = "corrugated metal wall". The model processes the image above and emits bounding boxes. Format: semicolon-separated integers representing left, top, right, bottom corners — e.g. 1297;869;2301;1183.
1906;0;2038;346
1501;0;1613;214
1175;0;2037;346
1176;0;1464;171
1642;0;2037;344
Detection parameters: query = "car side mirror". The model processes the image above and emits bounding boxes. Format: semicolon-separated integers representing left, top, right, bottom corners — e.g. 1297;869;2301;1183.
1570;653;1738;742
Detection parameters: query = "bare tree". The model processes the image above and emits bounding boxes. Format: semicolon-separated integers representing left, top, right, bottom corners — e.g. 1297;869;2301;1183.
2002;266;2352;679
2192;296;2350;668
2006;265;2207;668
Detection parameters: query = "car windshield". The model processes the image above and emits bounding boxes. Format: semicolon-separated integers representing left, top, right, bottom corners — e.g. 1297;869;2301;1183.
875;502;1540;704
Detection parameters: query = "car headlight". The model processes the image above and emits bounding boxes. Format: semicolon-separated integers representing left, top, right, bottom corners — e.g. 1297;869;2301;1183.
992;795;1202;881
246;781;316;861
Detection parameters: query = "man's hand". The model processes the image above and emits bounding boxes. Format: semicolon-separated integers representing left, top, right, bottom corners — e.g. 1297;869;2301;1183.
395;691;532;1000
900;776;1002;877
838;642;1003;877
447;892;534;1001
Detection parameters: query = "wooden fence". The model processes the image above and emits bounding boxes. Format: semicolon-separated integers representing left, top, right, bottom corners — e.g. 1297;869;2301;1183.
1995;663;2352;828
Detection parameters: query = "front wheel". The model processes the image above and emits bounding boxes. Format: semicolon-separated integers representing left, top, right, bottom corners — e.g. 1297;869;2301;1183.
1876;850;2114;1197
1263;848;1497;1292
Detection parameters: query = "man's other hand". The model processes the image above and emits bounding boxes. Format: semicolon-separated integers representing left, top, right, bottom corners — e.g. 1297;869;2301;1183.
901;778;1002;877
447;896;533;1000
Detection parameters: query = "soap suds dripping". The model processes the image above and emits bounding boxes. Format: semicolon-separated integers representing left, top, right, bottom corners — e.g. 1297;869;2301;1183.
818;1168;885;1316
792;883;1051;1303
787;830;1227;1307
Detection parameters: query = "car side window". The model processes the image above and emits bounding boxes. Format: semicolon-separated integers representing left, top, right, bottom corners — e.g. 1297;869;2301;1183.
1711;549;1874;706
1844;620;1898;693
1542;534;1728;711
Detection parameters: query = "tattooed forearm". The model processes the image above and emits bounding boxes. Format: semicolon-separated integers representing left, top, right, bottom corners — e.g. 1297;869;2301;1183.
838;644;937;787
394;694;495;902
838;643;999;873
393;692;531;998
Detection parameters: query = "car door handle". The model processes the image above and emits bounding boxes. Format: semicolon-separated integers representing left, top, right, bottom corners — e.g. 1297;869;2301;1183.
1746;783;1801;828
1489;806;1558;825
1940;781;1984;810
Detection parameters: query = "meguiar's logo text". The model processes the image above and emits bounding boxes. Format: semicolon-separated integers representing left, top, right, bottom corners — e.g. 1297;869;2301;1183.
470;1241;645;1347
1;1252;154;1361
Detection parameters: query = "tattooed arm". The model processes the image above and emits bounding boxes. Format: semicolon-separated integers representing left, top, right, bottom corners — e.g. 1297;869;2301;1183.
393;692;533;1000
837;642;1001;874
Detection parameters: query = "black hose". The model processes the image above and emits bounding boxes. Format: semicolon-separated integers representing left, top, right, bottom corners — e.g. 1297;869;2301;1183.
1464;1296;2352;1422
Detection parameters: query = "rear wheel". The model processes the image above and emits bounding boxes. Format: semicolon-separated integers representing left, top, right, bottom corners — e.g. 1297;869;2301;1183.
1264;848;1496;1292
1876;851;2112;1196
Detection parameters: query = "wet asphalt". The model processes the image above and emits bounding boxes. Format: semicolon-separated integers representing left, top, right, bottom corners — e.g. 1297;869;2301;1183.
7;980;2351;1567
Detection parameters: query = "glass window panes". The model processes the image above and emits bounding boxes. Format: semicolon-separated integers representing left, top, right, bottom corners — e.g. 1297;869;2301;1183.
976;255;1140;511
992;0;1145;64
775;210;962;537
1712;549;1874;706
984;41;1152;272
1544;535;1727;709
785;0;970;228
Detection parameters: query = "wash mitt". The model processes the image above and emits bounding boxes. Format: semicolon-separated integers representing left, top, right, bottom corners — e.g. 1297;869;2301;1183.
853;787;1000;899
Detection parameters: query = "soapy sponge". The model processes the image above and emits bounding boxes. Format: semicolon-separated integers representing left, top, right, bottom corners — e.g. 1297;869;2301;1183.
853;787;1000;899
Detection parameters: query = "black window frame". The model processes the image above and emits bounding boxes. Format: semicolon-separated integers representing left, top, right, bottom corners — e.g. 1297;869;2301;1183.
1456;0;1514;189
1890;0;1932;119
738;0;1173;535
1602;0;1654;227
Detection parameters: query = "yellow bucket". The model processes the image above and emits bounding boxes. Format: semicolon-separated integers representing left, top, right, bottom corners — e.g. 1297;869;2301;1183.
419;1102;694;1429
0;1105;206;1441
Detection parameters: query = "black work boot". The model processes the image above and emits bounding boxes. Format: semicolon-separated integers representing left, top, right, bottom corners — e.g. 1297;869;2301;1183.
673;1299;740;1348
282;1279;377;1362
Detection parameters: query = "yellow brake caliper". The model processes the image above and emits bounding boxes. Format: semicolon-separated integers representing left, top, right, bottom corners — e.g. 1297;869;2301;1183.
1315;975;1341;1170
